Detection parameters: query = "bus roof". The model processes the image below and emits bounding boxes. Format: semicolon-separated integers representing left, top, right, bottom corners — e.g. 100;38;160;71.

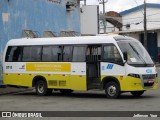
6;35;133;46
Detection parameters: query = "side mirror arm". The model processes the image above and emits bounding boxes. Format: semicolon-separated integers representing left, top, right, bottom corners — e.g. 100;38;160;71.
123;52;128;64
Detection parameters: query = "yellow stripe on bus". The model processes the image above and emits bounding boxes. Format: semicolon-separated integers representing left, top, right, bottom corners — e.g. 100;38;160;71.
26;63;71;72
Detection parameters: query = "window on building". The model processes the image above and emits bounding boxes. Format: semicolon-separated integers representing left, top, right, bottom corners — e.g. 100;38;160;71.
22;30;38;38
43;31;56;37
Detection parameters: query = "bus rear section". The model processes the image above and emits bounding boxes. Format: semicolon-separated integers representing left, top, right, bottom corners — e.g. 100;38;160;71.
2;36;158;98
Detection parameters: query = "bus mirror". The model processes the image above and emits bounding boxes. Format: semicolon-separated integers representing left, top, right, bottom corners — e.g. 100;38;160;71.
123;52;128;61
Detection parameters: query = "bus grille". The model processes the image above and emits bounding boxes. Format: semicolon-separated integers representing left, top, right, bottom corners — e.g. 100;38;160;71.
142;74;155;87
142;74;155;79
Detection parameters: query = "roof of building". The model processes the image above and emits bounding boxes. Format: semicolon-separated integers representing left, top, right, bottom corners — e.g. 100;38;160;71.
120;3;160;16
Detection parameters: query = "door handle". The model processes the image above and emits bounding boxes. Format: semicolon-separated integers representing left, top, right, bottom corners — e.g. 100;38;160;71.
81;71;85;72
72;71;75;72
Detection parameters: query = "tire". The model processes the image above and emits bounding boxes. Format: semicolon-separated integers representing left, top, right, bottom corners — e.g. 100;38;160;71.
60;89;73;95
105;81;121;99
35;80;52;96
131;91;144;97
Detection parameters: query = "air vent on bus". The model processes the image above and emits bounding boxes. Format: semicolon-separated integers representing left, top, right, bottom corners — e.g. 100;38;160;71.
48;80;58;86
59;81;66;86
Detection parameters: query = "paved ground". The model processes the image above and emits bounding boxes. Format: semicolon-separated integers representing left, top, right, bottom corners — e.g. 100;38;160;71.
0;88;160;120
0;86;31;95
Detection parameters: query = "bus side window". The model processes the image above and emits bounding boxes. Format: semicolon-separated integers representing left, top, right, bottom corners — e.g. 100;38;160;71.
72;46;86;62
102;44;122;64
63;46;73;62
42;46;54;62
22;46;41;62
5;46;22;62
42;46;62;62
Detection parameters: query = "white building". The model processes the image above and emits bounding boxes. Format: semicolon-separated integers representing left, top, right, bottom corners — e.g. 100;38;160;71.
120;3;160;61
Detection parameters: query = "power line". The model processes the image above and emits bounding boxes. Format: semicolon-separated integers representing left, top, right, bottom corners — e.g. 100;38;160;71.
132;0;144;15
148;21;160;22
147;12;160;17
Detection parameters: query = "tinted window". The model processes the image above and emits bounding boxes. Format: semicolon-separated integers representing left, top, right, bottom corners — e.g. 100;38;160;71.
52;46;62;61
63;46;73;61
5;46;22;62
42;46;54;62
42;46;62;62
72;46;86;62
22;46;41;62
102;44;122;64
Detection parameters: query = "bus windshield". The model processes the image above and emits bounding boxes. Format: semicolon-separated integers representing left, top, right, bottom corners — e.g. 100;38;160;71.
117;40;154;67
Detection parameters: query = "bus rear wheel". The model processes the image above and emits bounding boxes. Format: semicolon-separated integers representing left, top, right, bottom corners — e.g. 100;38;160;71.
131;91;144;97
105;81;121;99
35;80;52;96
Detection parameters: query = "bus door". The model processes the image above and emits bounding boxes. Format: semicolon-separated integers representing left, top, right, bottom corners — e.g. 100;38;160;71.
86;45;101;90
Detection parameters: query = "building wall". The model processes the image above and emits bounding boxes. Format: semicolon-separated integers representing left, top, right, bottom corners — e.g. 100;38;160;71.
121;6;160;62
0;0;80;82
125;33;139;40
122;8;160;31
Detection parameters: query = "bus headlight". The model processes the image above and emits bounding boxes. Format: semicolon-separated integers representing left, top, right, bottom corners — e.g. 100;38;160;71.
128;74;140;78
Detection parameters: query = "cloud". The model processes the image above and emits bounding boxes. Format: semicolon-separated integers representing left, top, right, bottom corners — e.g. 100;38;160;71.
83;0;160;12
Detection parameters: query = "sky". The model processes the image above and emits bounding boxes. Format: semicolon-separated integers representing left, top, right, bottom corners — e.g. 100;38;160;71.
81;0;160;13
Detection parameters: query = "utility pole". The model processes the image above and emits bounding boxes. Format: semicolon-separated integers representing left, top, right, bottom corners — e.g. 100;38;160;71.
84;0;86;5
144;0;147;49
98;0;108;33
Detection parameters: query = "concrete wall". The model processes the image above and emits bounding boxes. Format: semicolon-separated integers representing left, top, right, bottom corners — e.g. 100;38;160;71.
0;0;81;82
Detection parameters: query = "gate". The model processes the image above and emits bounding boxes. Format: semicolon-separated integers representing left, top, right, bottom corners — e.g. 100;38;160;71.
140;33;158;62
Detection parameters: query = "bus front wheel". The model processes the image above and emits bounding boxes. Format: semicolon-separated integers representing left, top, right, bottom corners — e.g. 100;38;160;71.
131;91;144;97
35;80;52;96
105;81;121;99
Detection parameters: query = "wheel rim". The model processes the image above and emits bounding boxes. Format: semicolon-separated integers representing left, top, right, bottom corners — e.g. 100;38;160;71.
107;85;117;97
37;83;44;93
